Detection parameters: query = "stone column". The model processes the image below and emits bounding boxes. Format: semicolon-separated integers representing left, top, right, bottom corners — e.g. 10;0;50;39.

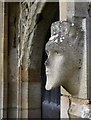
7;3;20;118
3;3;8;118
60;2;91;119
18;1;46;118
0;2;4;119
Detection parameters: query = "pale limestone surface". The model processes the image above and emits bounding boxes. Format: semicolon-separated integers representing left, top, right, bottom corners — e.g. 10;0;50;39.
69;97;91;119
45;17;91;118
67;2;89;20
45;20;84;97
59;2;91;119
0;2;4;120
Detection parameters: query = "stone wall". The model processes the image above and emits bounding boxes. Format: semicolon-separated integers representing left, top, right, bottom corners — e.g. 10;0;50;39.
2;1;91;119
60;2;91;119
18;1;46;118
18;1;59;118
1;1;59;119
0;2;4;119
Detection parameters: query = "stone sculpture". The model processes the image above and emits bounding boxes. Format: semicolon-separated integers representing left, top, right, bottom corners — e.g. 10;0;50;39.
45;21;84;96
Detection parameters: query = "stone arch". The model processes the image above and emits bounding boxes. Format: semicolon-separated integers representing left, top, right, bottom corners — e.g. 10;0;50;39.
27;2;59;118
4;2;59;118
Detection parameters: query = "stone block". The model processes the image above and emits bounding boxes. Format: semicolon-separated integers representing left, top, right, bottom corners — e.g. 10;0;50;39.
29;68;40;82
3;84;8;109
21;109;28;118
29;82;41;96
75;2;89;17
0;109;3;120
21;82;28;109
0;64;3;77
29;94;41;109
86;18;91;98
3;109;7;118
8;108;19;118
29;82;41;109
0;53;3;65
69;97;91;119
67;2;89;18
61;96;69;118
8;81;18;108
0;40;3;53
61;18;91;118
21;68;28;82
29;109;41;118
0;81;3;110
0;3;4;119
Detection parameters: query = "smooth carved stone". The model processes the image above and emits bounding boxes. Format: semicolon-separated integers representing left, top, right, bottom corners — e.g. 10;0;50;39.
45;21;84;96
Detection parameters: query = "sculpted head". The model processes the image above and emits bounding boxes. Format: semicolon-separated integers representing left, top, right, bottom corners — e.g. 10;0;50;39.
45;21;84;92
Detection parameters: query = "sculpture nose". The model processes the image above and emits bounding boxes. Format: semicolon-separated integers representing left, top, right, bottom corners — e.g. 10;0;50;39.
45;59;49;66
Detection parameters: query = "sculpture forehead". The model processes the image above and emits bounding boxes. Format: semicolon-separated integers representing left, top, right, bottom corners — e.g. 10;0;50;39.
51;21;76;36
45;21;81;53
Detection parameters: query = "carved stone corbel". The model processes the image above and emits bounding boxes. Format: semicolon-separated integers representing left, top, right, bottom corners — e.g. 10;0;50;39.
45;20;84;96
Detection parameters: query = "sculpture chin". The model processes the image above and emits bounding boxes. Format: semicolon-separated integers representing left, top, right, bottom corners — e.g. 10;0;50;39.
45;77;54;90
45;76;59;90
45;84;52;90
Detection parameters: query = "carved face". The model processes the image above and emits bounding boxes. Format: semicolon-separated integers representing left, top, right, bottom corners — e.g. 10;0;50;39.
45;47;77;90
45;51;63;90
45;21;83;91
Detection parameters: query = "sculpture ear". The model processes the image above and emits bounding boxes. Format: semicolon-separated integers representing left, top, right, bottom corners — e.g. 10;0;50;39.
68;26;76;38
69;28;84;48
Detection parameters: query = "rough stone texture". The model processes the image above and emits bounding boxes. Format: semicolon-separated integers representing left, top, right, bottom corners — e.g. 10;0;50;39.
0;1;59;119
18;1;46;118
18;1;59;118
69;97;91;119
86;18;91;98
60;2;91;119
29;109;41;118
29;82;41;109
8;3;20;118
18;1;46;70
3;3;8;118
3;1;91;119
21;82;28;109
0;2;4;119
67;2;89;20
45;20;85;93
61;95;69;118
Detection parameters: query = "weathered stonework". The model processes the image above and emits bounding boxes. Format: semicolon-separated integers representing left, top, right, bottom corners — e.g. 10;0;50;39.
18;1;59;118
7;3;20;118
61;2;91;119
0;2;4;119
1;1;91;119
18;1;46;118
45;20;84;96
45;2;91;119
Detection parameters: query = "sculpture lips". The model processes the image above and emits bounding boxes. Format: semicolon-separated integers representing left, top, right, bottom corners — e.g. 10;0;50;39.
46;71;49;75
46;68;50;74
45;80;53;90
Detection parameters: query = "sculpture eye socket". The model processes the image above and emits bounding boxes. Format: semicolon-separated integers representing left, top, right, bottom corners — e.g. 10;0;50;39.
46;50;49;55
55;51;60;55
55;51;58;54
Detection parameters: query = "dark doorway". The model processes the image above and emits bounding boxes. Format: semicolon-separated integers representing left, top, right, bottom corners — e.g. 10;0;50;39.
41;3;60;119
